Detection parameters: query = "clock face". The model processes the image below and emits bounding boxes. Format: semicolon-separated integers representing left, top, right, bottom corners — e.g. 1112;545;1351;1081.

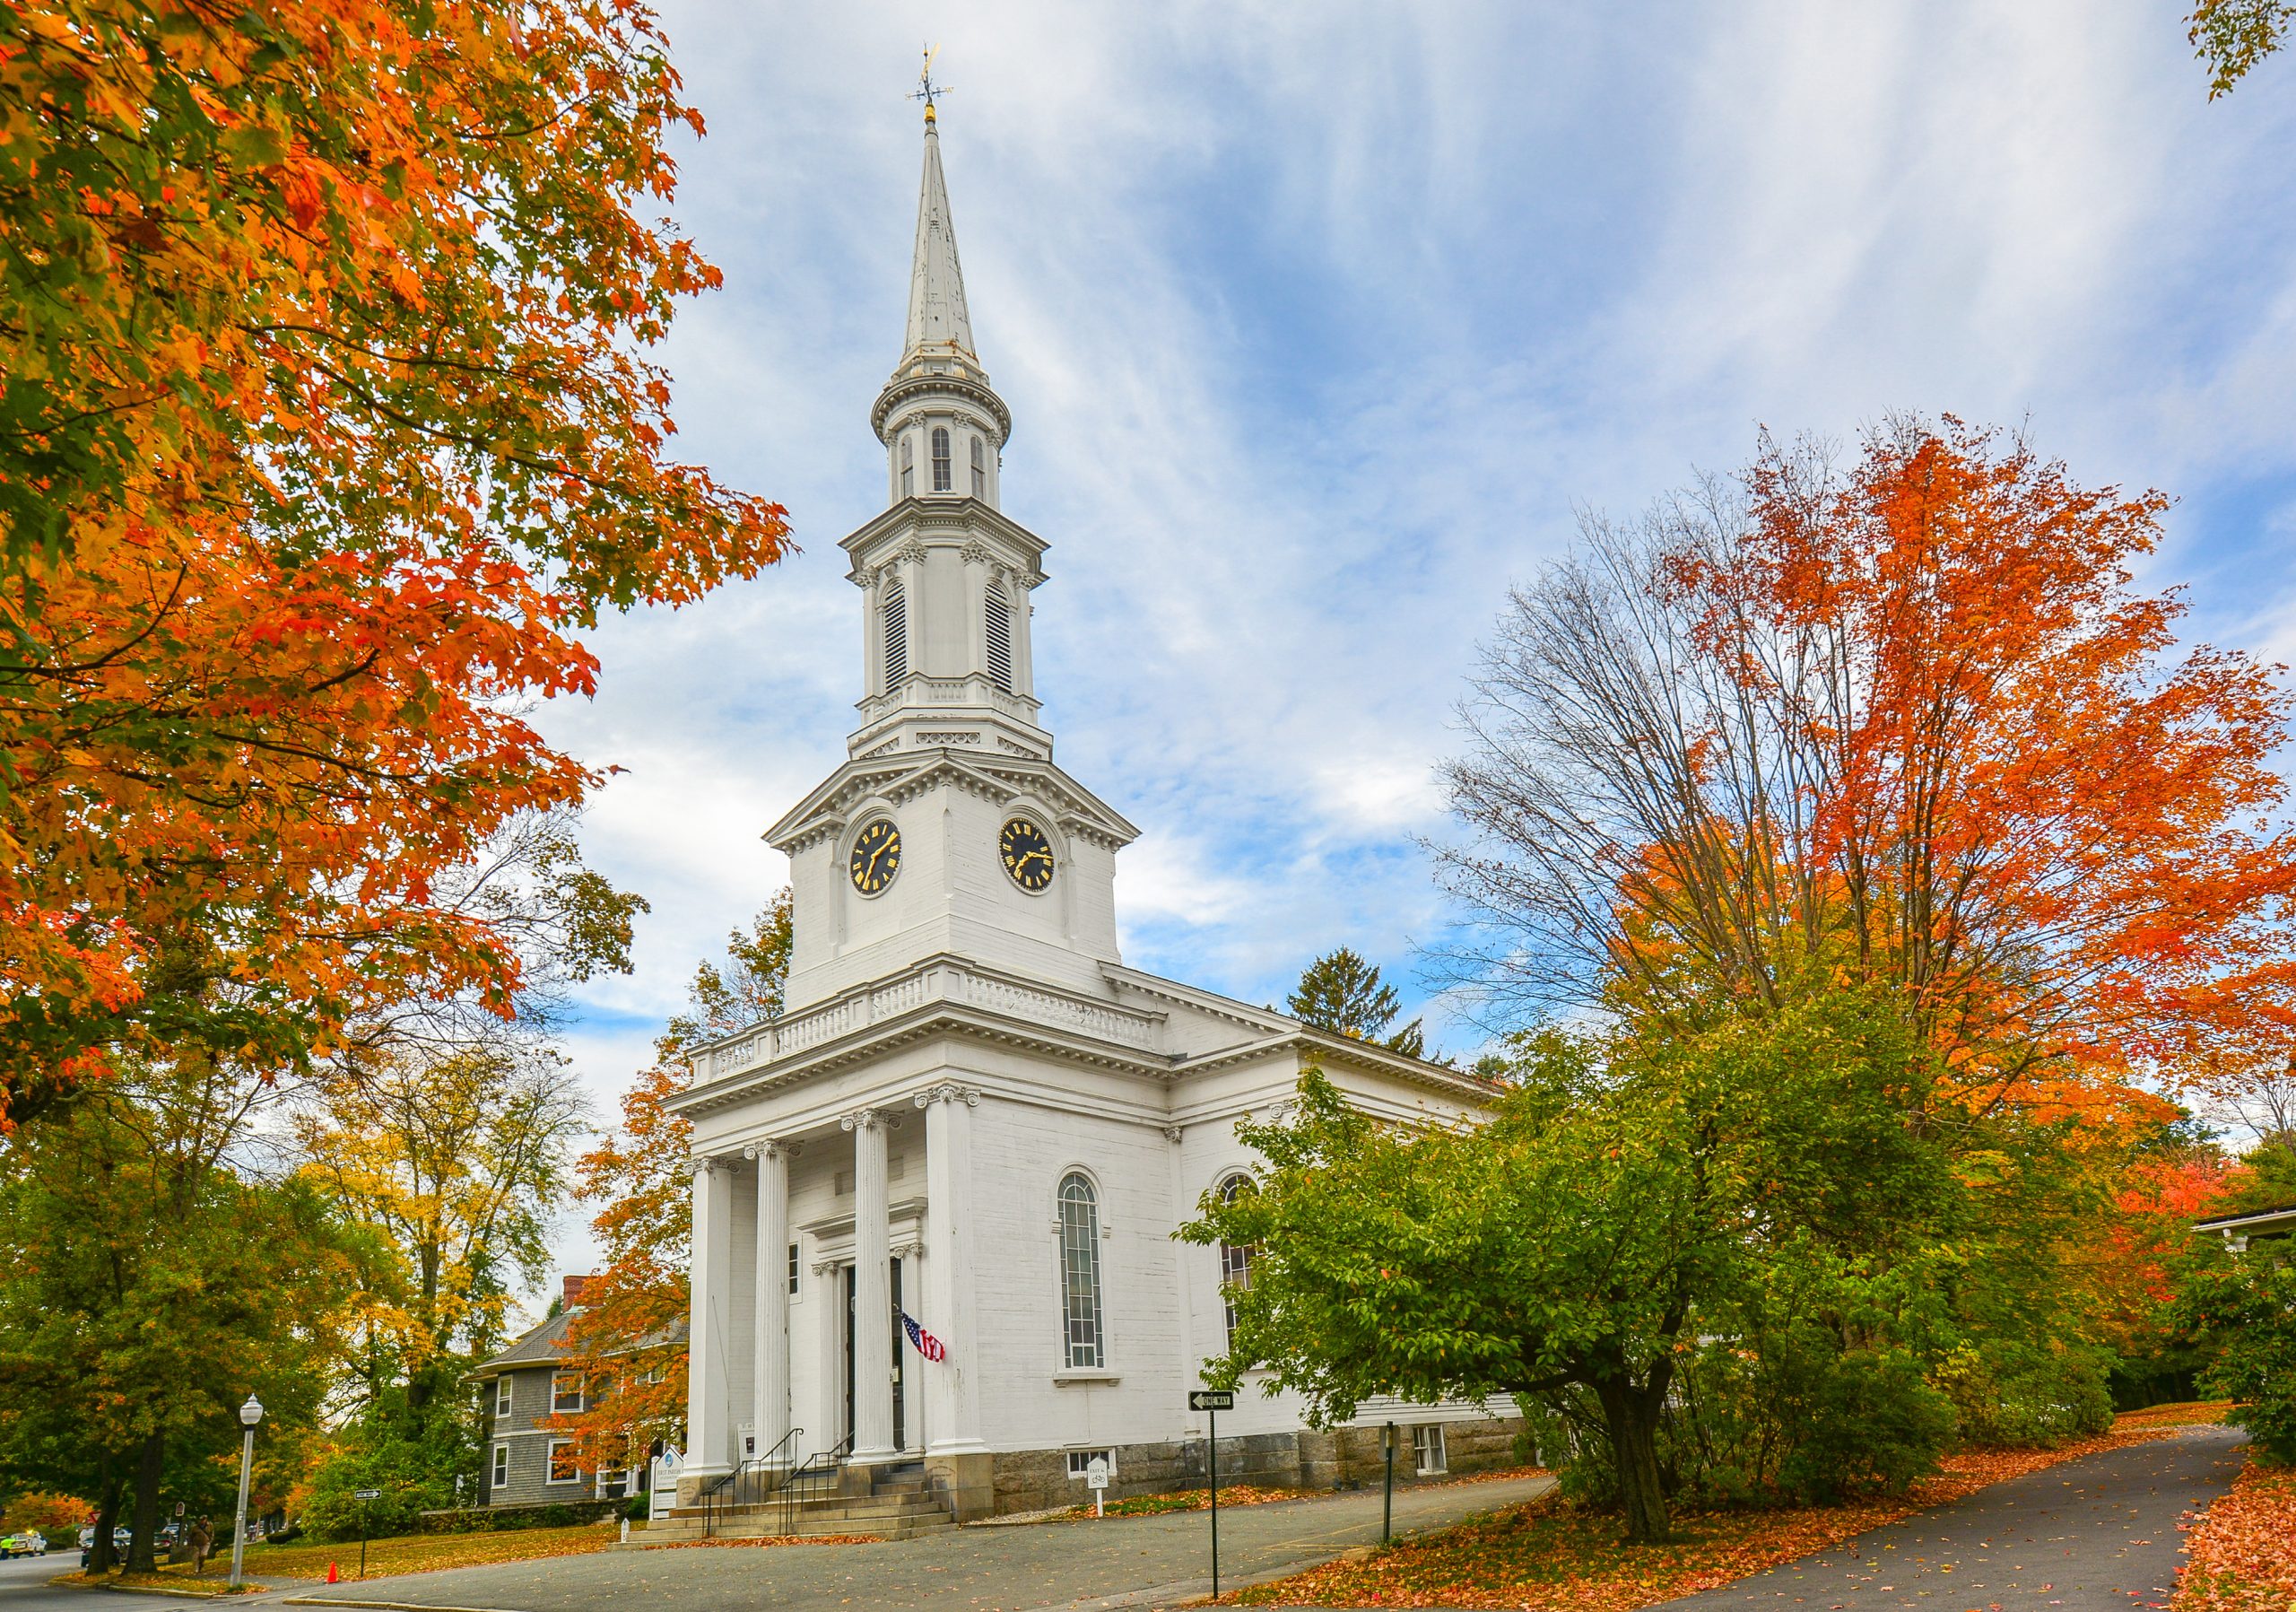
999;818;1057;892
848;818;901;895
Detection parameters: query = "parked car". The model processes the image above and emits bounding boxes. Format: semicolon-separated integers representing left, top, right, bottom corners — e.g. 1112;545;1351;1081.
0;1534;47;1559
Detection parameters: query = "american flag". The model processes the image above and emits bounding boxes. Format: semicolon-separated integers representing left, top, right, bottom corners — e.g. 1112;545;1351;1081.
901;1311;946;1363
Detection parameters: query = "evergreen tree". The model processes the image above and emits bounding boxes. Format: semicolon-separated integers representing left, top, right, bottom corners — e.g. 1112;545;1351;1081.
1286;947;1426;1059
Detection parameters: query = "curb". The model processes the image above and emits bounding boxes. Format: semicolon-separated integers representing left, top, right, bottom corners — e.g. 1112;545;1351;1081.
48;1577;269;1601
281;1601;526;1612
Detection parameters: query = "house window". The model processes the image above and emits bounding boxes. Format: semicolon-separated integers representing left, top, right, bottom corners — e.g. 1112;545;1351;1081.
552;1372;586;1414
900;434;914;498
985;587;1013;693
547;1439;581;1485
1218;1175;1259;1350
493;1376;512;1416
883;581;908;687
788;1242;800;1295
970;435;986;495
1066;1449;1114;1479
1058;1172;1105;1369
931;426;952;492
1413;1424;1448;1477
491;1443;509;1488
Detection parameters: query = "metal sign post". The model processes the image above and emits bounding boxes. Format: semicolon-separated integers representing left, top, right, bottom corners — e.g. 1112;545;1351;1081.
352;1490;379;1581
1382;1421;1396;1544
1086;1455;1109;1518
1188;1390;1235;1597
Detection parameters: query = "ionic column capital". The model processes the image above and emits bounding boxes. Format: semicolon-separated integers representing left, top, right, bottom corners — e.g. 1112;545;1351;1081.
742;1138;801;1161
914;1083;981;1110
839;1106;900;1133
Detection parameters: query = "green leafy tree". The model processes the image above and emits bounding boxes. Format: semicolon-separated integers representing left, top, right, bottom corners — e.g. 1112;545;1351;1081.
1286;947;1425;1059
2177;1240;2296;1462
1186;990;1961;1543
0;1064;368;1573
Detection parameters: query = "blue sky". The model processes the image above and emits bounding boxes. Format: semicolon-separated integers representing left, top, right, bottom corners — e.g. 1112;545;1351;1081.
527;3;2296;1273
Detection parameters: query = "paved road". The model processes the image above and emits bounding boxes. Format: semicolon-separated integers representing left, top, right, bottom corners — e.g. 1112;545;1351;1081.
0;1553;81;1612
275;1473;1554;1612
1651;1425;2248;1612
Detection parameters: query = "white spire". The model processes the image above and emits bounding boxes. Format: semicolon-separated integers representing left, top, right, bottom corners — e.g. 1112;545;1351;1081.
904;110;975;365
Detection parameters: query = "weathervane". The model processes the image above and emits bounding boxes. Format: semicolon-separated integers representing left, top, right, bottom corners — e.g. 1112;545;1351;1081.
910;45;950;122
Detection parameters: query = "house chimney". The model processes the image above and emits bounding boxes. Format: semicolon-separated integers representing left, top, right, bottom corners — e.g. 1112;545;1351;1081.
562;1274;592;1310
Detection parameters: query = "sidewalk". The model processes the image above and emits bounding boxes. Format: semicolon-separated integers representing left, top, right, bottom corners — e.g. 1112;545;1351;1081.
275;1471;1556;1612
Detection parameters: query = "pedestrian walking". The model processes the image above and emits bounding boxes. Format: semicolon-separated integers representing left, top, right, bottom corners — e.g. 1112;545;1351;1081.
189;1516;213;1577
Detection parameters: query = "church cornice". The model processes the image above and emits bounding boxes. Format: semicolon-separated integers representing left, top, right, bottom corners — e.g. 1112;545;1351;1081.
667;954;1187;1119
872;370;1011;446
839;499;1048;588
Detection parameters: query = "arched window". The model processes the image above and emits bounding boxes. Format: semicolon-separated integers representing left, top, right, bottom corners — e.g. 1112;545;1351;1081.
1218;1175;1259;1350
1057;1172;1104;1369
969;435;987;496
984;585;1013;693
900;434;914;499
931;426;952;492
882;580;908;688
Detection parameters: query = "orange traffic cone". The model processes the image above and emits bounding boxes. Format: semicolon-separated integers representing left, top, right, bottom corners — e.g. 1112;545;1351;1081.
326;1563;339;1584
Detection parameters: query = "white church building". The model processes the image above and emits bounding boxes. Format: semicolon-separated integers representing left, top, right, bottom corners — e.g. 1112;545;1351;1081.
667;103;1518;1522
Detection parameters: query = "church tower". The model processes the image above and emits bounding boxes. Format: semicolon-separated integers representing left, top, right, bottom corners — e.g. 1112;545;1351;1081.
768;103;1138;1013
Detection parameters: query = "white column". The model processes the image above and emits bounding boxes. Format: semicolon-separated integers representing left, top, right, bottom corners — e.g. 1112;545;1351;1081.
918;1084;985;1456
844;1107;897;1465
685;1158;735;1476
748;1141;792;1466
811;1255;843;1458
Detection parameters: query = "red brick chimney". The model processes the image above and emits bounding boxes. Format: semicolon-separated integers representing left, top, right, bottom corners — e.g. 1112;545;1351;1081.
561;1274;593;1310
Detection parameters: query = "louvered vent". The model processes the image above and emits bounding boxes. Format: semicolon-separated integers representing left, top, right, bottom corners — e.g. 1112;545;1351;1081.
985;587;1013;693
883;583;908;688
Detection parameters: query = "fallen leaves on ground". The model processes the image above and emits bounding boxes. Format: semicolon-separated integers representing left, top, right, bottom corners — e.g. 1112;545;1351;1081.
1069;1484;1311;1518
55;1570;266;1596
2118;1400;2236;1429
2174;1459;2296;1612
661;1534;882;1548
1231;1420;2196;1608
231;1522;618;1581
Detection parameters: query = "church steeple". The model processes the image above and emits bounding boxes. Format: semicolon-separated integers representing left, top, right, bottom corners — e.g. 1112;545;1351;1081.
847;100;1039;760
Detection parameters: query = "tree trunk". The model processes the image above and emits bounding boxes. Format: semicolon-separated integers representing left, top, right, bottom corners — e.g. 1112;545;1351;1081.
1595;1375;1672;1544
125;1432;163;1575
86;1463;122;1574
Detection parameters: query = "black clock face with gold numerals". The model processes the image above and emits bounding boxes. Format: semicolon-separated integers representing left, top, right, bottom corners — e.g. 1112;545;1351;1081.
999;818;1057;892
848;818;901;894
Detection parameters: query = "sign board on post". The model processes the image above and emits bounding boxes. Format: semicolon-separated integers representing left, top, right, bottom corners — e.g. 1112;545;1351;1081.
1087;1455;1109;1517
1187;1390;1234;1411
352;1490;381;1501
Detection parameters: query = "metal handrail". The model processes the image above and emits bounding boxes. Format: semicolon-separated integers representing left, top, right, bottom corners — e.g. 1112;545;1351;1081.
778;1432;854;1537
700;1427;803;1538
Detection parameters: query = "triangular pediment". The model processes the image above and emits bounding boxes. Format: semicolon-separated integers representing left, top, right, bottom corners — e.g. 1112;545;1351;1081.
766;746;1137;854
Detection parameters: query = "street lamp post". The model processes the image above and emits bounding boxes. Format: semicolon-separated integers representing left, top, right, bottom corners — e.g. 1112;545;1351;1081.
229;1396;262;1591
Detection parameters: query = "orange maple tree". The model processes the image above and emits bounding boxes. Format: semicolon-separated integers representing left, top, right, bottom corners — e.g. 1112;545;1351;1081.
0;1;788;1116
1445;418;2296;1126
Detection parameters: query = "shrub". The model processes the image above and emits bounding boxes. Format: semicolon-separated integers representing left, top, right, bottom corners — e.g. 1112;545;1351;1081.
1931;1344;2114;1450
1778;1350;1954;1502
2180;1249;2296;1464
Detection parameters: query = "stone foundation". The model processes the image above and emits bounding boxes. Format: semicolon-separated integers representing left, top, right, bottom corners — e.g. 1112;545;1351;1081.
985;1414;1526;1518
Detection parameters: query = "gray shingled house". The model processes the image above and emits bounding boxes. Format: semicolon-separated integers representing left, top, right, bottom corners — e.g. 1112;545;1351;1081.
471;1276;647;1509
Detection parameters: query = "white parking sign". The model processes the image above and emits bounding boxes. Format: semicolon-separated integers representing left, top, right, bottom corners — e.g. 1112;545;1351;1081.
1086;1456;1109;1490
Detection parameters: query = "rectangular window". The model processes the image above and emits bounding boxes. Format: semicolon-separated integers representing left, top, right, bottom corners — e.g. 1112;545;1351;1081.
1066;1449;1114;1479
547;1439;581;1485
970;436;986;496
900;436;914;499
788;1242;800;1295
491;1443;509;1488
493;1376;512;1416
1412;1424;1448;1477
552;1372;586;1414
931;426;952;492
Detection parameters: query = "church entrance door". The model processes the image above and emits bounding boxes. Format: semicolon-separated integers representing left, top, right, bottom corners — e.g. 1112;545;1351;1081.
842;1259;906;1452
